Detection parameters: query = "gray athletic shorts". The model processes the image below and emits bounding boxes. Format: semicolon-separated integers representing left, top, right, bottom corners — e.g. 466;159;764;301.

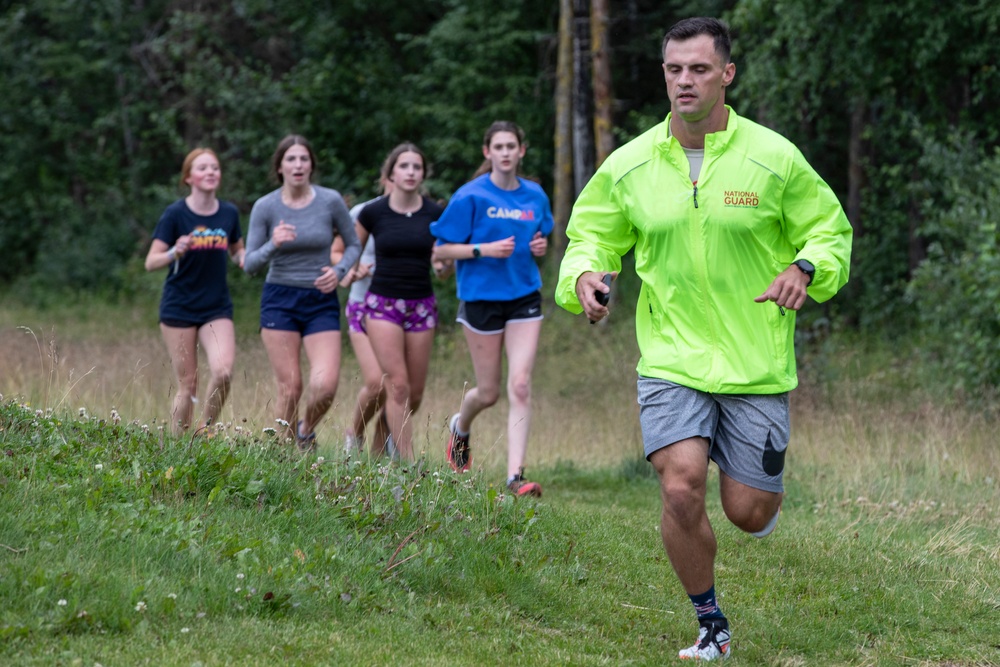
637;376;790;493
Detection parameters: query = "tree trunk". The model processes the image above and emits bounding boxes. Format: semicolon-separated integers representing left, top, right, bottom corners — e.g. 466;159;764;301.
552;0;575;260
572;0;594;196
590;0;614;168
847;99;866;238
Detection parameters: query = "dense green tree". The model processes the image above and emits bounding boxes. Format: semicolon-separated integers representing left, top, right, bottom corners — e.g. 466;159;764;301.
0;0;555;295
728;0;1000;328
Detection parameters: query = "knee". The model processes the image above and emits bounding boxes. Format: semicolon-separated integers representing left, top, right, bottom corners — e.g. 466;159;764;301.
278;379;303;402
507;376;531;405
660;480;706;525
212;367;233;389
724;498;781;534
313;375;339;400
477;385;501;407
386;380;411;406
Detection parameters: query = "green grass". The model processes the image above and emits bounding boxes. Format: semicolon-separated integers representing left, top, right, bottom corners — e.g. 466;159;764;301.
2;294;999;665
1;400;998;666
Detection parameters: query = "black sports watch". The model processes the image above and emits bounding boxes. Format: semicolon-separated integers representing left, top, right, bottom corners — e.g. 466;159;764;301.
472;244;482;259
792;259;815;286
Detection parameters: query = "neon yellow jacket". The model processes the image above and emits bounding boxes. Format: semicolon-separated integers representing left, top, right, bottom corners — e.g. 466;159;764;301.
557;108;853;394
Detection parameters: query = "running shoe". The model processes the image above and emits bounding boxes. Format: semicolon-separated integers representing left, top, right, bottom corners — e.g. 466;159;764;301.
678;618;731;661
445;413;471;473
506;467;542;498
296;420;317;453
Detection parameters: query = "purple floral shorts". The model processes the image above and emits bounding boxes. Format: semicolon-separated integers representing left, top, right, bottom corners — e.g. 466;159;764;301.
364;292;438;332
345;300;367;335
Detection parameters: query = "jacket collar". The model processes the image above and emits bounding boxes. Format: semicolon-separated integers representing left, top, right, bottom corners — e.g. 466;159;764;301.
656;105;739;157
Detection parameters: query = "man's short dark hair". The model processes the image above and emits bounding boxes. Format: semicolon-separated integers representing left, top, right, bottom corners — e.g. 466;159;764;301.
661;17;731;64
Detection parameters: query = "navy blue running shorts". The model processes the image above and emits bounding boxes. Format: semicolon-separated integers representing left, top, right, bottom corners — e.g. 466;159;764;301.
260;283;341;336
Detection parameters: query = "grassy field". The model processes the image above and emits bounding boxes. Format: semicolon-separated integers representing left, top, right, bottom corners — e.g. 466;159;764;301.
1;295;999;666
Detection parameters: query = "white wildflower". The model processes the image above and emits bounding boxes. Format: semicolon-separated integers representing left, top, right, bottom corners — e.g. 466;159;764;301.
134;600;147;612
180;627;190;634
236;572;245;580
57;599;67;606
94;464;103;471
110;408;121;425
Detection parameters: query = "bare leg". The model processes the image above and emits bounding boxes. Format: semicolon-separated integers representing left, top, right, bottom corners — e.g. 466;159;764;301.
649;438;716;595
501;319;541;478
160;323;199;434
366;319;412;457
347;329;387;451
401;326;435;437
719;472;783;534
300;330;341;436
260;329;304;442
196;318;236;428
456;326;504;432
365;319;434;459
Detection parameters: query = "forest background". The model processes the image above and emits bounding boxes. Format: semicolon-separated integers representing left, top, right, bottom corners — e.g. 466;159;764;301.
1;0;1000;394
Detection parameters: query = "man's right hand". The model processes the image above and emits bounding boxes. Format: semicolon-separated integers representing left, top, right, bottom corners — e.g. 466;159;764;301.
575;271;617;323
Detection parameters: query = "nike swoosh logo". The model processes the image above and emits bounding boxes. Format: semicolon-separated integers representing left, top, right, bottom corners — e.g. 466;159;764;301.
761;430;786;476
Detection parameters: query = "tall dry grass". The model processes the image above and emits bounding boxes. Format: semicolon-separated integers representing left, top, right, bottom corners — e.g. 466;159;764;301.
2;301;998;501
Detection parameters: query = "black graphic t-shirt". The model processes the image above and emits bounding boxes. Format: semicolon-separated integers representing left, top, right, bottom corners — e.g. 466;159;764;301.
152;199;242;322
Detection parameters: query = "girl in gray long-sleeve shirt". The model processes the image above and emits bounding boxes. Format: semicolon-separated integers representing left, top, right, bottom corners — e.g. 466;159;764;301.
244;134;361;450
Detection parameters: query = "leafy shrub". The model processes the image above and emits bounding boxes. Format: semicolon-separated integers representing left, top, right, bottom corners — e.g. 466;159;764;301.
908;133;1000;392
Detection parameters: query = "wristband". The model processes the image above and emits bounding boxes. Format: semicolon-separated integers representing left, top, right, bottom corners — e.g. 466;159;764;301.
166;246;177;261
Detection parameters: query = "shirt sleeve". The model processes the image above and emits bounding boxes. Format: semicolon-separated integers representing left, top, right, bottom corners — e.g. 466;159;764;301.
151;206;179;245
357;203;375;234
430;191;475;243
243;197;277;276
780;148;854;303
556;164;637;313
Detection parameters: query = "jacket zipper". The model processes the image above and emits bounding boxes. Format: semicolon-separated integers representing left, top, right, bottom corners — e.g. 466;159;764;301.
693;185;699;208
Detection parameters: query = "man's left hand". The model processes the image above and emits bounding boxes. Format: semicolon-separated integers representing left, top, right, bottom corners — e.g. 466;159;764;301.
754;265;810;311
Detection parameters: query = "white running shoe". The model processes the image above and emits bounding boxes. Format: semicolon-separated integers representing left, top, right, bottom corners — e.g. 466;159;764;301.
678;618;731;661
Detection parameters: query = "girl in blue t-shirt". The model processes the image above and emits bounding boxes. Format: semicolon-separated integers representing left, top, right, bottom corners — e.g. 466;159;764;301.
145;148;245;434
430;121;554;496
